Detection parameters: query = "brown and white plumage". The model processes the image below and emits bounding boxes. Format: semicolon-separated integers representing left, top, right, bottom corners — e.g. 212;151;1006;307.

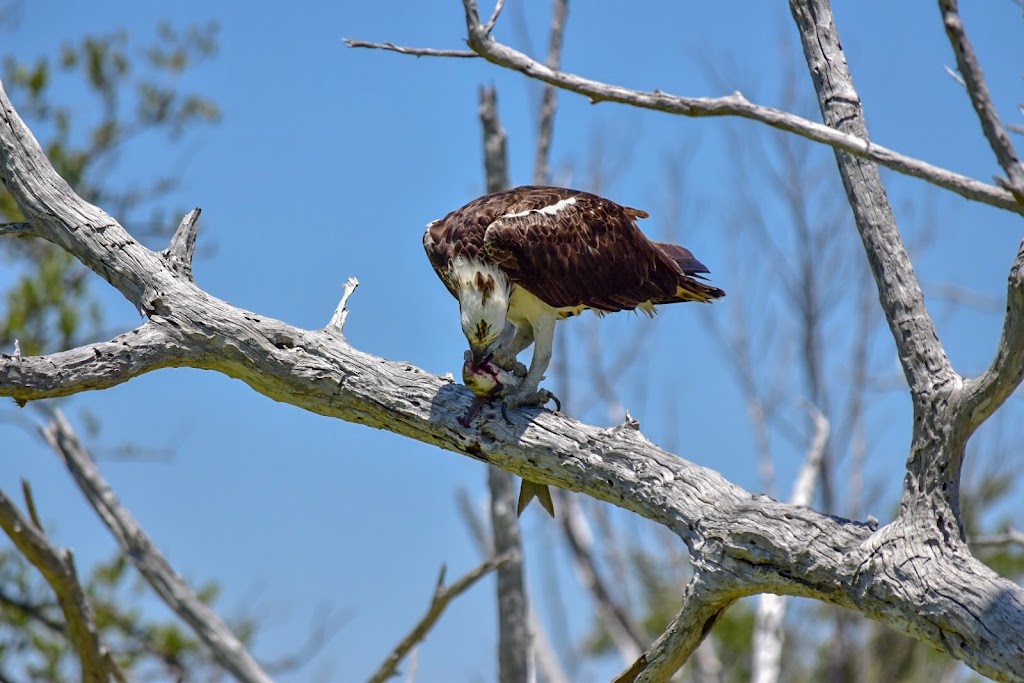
425;186;723;316
424;186;724;515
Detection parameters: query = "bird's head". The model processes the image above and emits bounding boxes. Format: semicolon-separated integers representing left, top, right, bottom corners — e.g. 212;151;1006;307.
452;259;511;366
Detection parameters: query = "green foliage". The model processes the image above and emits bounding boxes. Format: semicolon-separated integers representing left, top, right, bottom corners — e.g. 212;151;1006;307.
0;546;254;682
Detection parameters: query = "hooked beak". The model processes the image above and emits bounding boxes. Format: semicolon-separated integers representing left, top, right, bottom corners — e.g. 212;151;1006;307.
470;347;492;370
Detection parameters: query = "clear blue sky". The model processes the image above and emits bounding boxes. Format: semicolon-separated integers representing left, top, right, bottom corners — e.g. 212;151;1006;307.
3;1;1022;680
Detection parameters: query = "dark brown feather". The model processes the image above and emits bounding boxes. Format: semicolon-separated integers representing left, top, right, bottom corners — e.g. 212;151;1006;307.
424;186;725;308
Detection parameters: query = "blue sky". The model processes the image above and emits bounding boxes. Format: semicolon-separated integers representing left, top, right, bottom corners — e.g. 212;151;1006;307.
3;1;1022;681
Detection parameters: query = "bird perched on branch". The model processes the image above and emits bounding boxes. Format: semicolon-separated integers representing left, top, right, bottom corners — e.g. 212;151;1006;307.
424;185;725;516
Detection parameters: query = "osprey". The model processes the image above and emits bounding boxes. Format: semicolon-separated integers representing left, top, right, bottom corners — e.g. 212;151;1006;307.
424;186;725;515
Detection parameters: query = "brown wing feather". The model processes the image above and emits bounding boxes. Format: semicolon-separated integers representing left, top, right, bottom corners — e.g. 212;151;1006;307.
483;188;691;312
425;186;724;307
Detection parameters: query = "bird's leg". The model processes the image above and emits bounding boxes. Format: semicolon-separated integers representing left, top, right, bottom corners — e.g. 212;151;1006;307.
490;323;532;378
500;315;561;421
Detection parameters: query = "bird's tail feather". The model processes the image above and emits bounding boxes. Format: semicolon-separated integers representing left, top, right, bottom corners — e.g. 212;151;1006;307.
671;279;726;303
655;241;710;275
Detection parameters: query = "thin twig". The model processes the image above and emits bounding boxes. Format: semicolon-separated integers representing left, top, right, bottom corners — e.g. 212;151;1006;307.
532;0;569;185
343;39;476;59
367;553;515;683
483;0;507;35
939;0;1024;205
970;527;1024;549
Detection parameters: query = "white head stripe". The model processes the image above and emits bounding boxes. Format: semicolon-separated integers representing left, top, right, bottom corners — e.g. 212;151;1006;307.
500;195;577;220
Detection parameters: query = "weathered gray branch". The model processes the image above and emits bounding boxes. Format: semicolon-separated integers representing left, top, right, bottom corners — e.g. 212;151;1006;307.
789;2;1022;678
0;221;37;238
0;486;126;683
368;553;513;683
341;0;1024;215
962;240;1024;430
326;276;360;337
789;0;953;403
614;573;736;683
2;323;187;402
2;52;1024;680
938;0;1024;204
39;409;273;683
937;0;1024;433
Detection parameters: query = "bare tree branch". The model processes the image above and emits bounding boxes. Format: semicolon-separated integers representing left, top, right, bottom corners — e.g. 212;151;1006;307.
532;0;568;185
482;0;506;36
326;276;360;337
970;526;1024;550
0;323;188;401
560;495;645;663
2;72;1024;679
0;486;126;683
789;0;955;404
455;489;571;683
0;221;37;238
488;464;532;683
38;409;274;683
342;39;476;59
164;207;200;281
962;240;1024;430
939;0;1024;204
368;553;515;683
363;0;1024;215
612;574;736;683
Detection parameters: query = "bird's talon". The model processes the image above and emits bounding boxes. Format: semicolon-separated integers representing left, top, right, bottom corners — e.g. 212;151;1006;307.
500;388;559;423
548;390;562;412
492;355;528;378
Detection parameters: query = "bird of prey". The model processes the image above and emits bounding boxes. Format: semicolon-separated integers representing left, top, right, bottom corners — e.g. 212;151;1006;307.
424;185;725;515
